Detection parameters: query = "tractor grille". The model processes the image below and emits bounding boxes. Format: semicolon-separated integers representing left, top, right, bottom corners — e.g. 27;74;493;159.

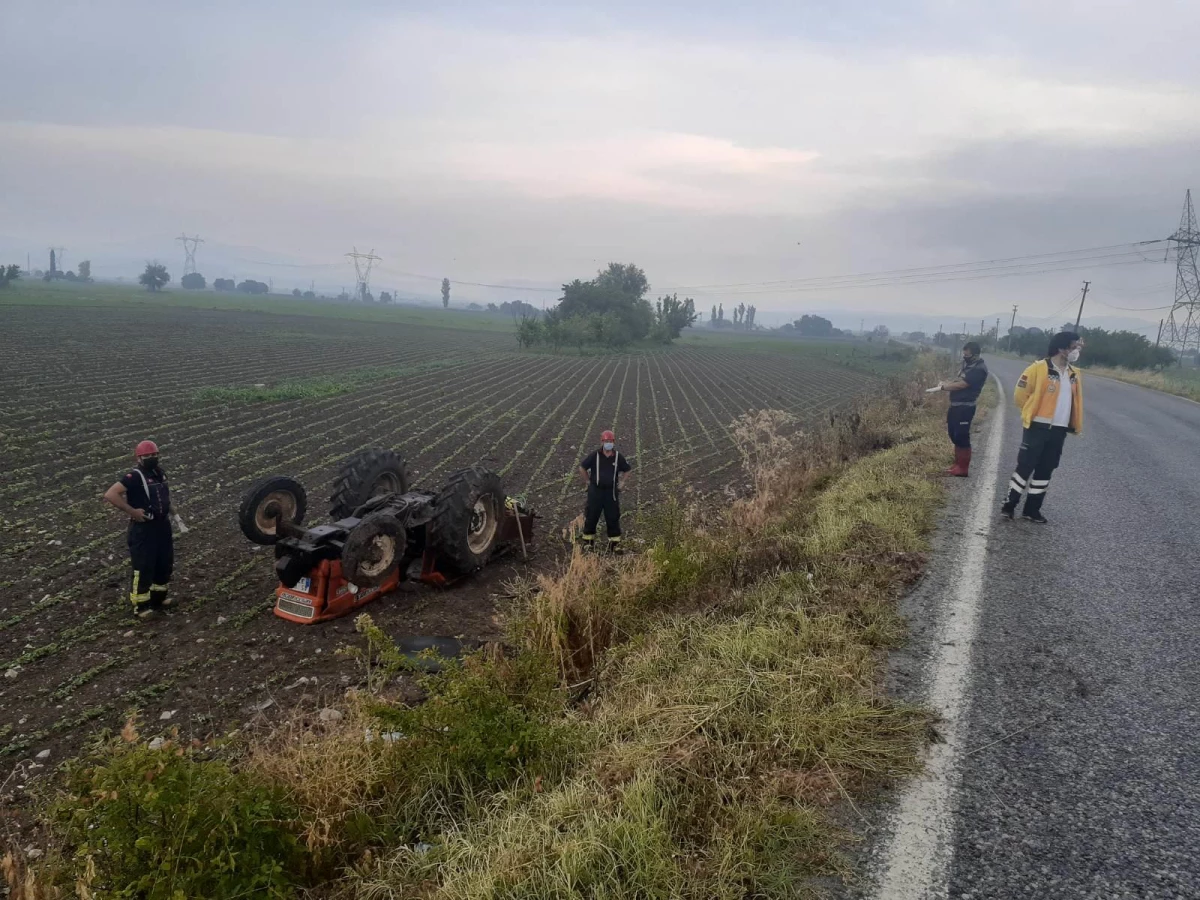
278;593;315;620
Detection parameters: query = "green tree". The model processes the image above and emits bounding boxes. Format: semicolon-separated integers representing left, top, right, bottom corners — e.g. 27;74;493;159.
138;262;170;292
181;272;207;289
593;262;649;300
77;260;91;281
516;315;544;349
442;277;451;308
654;294;699;342
0;263;20;288
797;314;834;337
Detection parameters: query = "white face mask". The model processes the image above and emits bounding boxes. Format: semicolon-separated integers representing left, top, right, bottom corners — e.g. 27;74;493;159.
602;442;614;451
1067;348;1080;363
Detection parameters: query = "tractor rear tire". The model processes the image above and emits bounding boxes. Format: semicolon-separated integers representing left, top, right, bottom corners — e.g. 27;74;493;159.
329;448;409;520
429;466;504;572
341;513;406;587
239;475;307;545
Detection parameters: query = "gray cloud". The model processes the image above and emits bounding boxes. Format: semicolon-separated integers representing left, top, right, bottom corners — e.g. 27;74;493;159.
1;1;1196;327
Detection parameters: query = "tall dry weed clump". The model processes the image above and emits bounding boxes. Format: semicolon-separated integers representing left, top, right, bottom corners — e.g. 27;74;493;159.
517;548;658;683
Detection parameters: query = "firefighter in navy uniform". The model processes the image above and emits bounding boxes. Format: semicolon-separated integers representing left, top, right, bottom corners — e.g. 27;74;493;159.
578;430;633;552
103;440;175;618
937;341;989;477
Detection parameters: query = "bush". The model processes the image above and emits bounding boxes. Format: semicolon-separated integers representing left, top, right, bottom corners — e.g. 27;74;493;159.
238;279;269;294
245;616;578;860
42;726;304;899
180;272;206;289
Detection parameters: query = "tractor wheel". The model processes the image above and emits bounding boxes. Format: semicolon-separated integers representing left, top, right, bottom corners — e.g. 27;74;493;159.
238;476;307;545
329;448;409;519
341;513;406;587
429;466;504;571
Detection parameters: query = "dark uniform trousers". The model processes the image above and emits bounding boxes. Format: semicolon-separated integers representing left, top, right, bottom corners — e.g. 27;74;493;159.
129;521;173;608
947;403;977;449
582;484;622;546
1003;423;1068;516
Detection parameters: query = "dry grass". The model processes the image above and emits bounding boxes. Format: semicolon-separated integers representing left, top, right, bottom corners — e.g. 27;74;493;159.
342;354;957;900
1084;363;1200;403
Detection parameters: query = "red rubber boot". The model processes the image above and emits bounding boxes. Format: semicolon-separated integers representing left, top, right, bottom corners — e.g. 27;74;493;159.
945;447;970;477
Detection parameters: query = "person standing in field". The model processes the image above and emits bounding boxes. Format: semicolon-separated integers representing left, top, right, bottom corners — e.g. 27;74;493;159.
937;340;989;477
578;429;633;553
102;440;175;618
1001;331;1084;523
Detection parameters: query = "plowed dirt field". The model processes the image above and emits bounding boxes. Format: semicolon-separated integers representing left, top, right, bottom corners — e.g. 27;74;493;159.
0;298;893;766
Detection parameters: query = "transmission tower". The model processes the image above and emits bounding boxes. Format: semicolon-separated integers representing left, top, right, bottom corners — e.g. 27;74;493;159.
176;233;204;275
345;247;382;302
1162;190;1200;359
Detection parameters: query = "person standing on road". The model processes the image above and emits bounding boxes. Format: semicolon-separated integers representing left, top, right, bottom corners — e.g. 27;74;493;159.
1001;331;1084;523
102;440;175;618
578;429;633;552
937;341;989;477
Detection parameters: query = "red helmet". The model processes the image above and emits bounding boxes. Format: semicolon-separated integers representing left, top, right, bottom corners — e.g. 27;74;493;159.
135;440;159;457
601;430;615;442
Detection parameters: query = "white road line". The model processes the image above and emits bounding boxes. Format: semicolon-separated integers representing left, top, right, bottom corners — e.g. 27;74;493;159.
873;374;1007;900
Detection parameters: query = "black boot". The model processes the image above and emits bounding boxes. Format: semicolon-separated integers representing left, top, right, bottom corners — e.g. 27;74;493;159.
1022;492;1048;524
1000;487;1021;519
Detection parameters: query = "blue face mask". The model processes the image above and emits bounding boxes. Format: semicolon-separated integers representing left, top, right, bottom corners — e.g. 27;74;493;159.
603;442;614;451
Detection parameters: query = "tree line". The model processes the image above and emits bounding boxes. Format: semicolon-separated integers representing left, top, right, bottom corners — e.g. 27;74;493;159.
708;302;758;330
1001;324;1173;370
515;263;698;351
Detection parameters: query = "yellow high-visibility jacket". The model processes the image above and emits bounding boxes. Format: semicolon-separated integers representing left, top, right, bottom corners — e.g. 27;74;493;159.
1014;358;1083;435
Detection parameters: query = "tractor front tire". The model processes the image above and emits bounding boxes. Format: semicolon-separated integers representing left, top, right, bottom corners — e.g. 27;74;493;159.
341;513;406;587
429;467;504;572
238;475;308;545
329;448;409;520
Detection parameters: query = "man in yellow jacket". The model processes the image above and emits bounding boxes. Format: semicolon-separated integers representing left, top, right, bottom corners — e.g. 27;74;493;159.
1001;331;1084;523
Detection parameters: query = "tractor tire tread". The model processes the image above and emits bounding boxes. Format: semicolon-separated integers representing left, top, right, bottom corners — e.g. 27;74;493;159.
329;448;409;520
238;475;307;545
428;466;504;572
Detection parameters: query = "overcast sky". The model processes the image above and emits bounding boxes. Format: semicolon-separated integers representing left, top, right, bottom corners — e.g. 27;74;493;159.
2;1;1197;327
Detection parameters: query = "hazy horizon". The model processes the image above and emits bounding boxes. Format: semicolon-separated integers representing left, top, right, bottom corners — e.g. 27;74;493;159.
3;1;1197;331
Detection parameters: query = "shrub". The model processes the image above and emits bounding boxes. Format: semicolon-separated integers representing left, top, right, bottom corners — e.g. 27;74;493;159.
247;616;578;859
42;726;304;899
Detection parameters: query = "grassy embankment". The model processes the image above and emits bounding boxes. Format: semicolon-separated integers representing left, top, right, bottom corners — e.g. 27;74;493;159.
1081;363;1200;403
6;355;962;900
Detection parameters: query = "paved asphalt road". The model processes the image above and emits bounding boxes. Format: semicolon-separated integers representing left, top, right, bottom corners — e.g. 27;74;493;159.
938;359;1200;899
872;357;1200;900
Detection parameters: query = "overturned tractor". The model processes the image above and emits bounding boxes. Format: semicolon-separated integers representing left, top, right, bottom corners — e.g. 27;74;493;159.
238;448;533;623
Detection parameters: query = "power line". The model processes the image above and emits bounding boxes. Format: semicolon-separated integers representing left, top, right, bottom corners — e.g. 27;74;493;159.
681;255;1165;296
668;240;1169;291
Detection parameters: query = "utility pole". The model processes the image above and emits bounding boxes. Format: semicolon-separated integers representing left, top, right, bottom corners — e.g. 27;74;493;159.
1162;189;1200;360
345;247;382;303
1155;318;1164;349
176;234;204;275
1073;280;1091;330
1010;305;1018;334
995;318;1000;348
